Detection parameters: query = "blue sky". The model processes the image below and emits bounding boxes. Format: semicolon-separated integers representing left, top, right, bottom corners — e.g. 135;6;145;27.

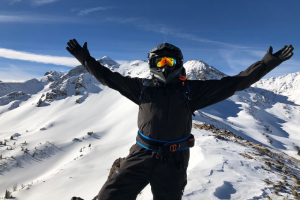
0;0;299;81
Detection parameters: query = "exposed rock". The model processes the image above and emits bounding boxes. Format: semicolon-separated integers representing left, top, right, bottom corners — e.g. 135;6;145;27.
36;94;45;107
45;89;68;102
292;190;299;197
107;157;126;181
215;135;226;140
75;74;87;96
5;190;12;198
274;184;283;191
71;197;84;200
43;71;64;89
264;179;273;185
241;153;253;159
0;91;26;105
92;195;98;200
12;133;21;137
292;175;300;185
265;195;272;200
107;144;136;180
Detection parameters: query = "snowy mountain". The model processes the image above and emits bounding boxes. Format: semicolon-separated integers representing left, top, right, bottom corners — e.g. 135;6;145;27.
0;57;300;200
252;71;300;105
184;59;227;80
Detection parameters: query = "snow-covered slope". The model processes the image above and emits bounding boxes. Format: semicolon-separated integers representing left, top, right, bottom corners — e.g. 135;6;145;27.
253;71;300;105
0;57;299;200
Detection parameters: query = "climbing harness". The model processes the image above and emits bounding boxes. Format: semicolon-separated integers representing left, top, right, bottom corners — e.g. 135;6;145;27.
136;130;195;159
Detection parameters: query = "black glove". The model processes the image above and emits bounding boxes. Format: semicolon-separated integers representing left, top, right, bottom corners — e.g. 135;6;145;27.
268;45;294;61
66;39;91;66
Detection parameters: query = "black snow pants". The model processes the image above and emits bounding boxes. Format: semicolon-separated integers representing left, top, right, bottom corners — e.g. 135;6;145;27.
98;144;189;200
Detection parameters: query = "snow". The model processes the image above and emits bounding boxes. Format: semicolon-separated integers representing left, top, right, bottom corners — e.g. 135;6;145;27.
184;60;227;80
252;71;300;105
0;57;300;199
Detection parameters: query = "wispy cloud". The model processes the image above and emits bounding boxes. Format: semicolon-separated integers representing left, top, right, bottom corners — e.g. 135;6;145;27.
0;15;24;22
0;48;79;67
104;17;249;50
100;16;300;79
9;0;22;5
220;49;262;71
32;0;59;6
219;48;300;78
0;14;76;23
103;17;139;24
246;50;267;58
78;7;112;16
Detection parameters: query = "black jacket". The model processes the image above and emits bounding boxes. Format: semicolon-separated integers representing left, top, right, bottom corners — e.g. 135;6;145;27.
84;52;282;141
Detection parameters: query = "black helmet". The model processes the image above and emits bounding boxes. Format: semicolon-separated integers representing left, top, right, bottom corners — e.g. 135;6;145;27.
148;43;184;84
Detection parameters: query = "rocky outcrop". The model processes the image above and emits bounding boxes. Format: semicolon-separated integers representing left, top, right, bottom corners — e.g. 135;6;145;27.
43;71;64;89
0;91;27;105
193;122;300;198
62;65;88;81
106;144;136;180
75;75;87;96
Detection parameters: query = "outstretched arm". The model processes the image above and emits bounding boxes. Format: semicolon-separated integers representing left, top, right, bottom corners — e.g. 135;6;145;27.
190;45;294;111
66;39;143;105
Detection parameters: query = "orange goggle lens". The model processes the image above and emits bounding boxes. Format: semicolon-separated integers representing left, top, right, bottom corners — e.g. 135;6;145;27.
156;57;177;68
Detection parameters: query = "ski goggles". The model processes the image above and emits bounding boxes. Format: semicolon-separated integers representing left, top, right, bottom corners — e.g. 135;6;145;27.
155;57;177;68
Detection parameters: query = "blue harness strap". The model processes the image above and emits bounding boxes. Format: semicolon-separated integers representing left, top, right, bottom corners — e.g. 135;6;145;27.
136;130;195;153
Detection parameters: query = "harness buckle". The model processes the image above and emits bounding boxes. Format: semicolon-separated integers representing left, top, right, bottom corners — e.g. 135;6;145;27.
170;144;180;152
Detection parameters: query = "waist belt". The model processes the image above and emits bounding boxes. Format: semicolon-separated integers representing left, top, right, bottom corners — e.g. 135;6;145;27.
136;130;195;158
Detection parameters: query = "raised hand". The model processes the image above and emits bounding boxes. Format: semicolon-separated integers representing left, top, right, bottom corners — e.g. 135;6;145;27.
66;39;91;66
268;45;294;61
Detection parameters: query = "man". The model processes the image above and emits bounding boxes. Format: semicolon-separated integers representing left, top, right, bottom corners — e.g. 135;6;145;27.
66;40;294;200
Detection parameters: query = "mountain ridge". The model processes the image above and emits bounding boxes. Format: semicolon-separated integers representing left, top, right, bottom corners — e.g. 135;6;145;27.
0;57;299;199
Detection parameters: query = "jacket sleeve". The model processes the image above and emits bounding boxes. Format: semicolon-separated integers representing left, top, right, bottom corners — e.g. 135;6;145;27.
190;51;283;111
84;57;144;105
